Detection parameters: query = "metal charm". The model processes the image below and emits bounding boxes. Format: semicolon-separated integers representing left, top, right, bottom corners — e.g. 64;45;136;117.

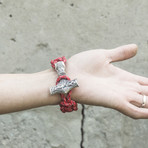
50;61;79;95
55;61;66;76
50;79;78;95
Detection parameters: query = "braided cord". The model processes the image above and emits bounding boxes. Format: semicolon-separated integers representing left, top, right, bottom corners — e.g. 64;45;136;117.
50;57;78;113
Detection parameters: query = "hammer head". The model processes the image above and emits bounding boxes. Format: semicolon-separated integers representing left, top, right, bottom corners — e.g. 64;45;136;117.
50;79;79;95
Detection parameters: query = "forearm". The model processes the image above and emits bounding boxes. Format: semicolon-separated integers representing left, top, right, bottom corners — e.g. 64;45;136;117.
0;69;61;114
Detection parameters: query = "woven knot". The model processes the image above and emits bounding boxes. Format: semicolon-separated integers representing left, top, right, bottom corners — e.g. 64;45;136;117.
50;56;66;69
50;56;78;113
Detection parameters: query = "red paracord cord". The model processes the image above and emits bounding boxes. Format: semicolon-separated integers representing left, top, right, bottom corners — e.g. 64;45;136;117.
50;56;78;113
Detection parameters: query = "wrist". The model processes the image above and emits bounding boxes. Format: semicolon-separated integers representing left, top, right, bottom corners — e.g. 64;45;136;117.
32;69;61;106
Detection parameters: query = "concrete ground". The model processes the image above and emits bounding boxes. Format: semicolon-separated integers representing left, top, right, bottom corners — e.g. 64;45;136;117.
0;0;148;148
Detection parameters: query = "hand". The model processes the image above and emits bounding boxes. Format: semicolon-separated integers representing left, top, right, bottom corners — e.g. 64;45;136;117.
67;44;148;119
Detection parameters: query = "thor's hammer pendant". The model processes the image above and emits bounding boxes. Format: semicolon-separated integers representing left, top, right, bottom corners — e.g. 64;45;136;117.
50;61;79;95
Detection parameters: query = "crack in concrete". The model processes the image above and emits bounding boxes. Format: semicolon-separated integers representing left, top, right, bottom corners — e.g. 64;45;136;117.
80;104;85;148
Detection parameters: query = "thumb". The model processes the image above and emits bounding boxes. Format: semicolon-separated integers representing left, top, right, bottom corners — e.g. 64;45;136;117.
108;44;138;63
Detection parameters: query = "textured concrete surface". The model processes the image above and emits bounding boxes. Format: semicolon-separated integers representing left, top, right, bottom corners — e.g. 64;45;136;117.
0;0;148;148
0;106;82;148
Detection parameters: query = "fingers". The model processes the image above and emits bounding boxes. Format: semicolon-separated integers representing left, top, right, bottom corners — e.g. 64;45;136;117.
140;86;148;95
107;44;138;63
125;103;148;119
135;75;148;86
129;93;148;107
125;92;148;119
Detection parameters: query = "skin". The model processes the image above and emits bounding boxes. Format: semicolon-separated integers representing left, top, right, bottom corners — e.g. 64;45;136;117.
67;44;148;119
0;44;148;119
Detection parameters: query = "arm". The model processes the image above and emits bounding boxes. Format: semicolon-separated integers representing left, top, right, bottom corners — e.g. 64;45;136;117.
0;69;61;114
1;44;148;119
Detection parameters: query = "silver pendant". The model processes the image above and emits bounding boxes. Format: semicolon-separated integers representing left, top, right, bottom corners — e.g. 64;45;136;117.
50;60;79;95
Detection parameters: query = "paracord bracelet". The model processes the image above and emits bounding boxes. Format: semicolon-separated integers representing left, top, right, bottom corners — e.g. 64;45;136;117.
50;56;79;113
